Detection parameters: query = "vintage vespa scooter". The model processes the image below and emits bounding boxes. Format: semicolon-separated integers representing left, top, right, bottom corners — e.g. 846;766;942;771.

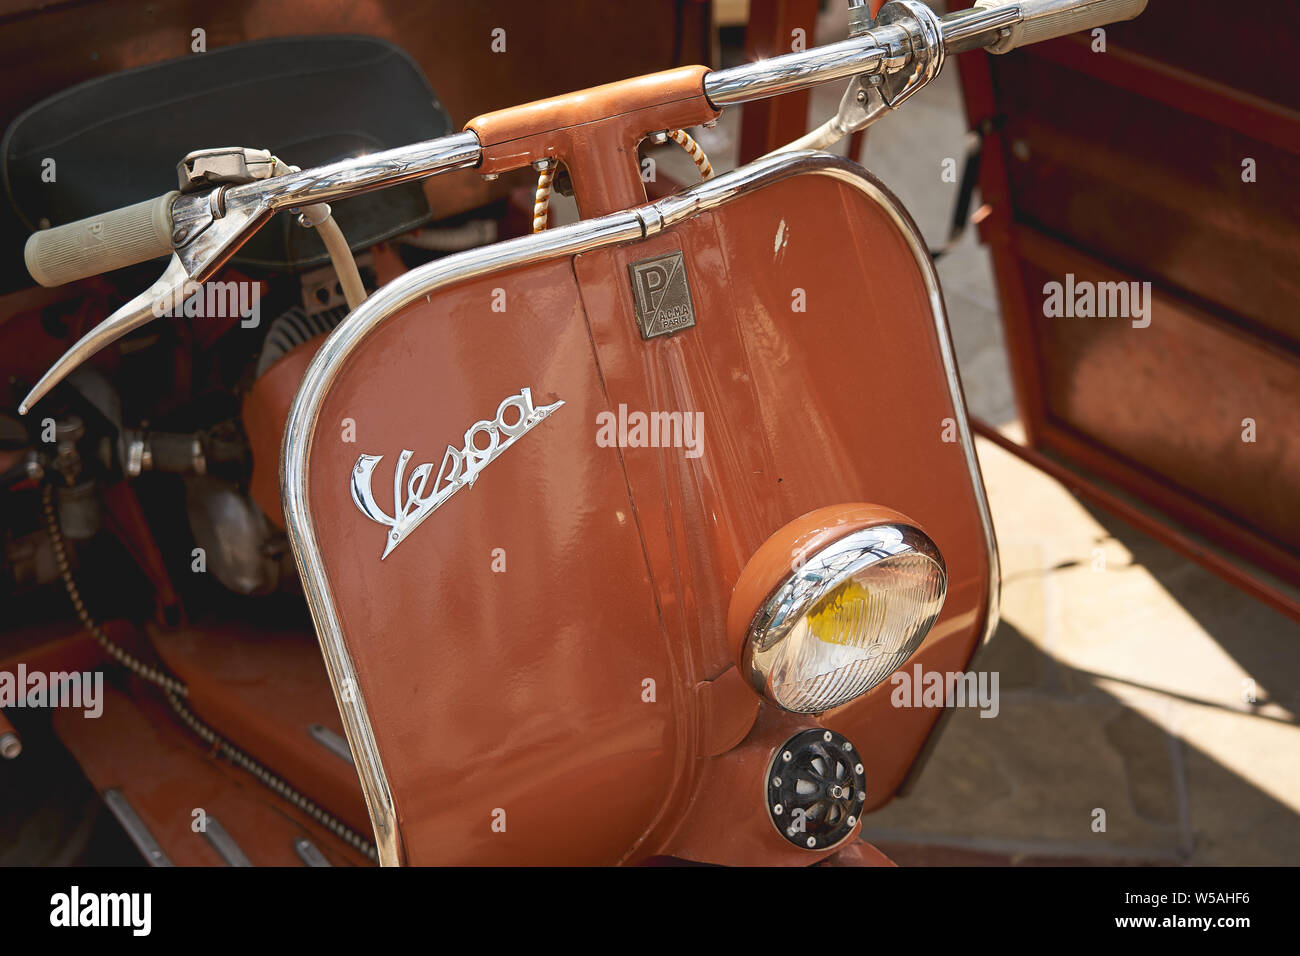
11;0;1148;865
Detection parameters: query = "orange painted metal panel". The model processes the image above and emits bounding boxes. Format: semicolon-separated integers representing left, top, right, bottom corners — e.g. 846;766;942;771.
301;169;992;864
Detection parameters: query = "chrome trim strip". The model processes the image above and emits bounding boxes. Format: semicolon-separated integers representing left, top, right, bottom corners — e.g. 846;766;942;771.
282;150;1000;865
103;788;174;867
202;816;253;867
294;836;333;867
307;723;356;766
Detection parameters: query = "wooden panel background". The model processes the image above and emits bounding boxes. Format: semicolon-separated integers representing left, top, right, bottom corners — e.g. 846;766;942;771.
954;0;1300;588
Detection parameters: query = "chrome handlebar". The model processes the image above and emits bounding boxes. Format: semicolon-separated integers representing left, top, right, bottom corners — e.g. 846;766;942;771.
702;0;1146;103
18;0;1147;414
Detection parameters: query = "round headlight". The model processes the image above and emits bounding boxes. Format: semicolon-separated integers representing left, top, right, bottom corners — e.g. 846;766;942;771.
729;505;947;714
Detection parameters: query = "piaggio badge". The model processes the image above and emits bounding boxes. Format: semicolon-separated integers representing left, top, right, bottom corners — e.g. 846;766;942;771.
628;251;696;339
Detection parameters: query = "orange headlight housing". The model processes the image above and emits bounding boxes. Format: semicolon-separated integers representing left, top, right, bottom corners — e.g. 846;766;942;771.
728;504;947;714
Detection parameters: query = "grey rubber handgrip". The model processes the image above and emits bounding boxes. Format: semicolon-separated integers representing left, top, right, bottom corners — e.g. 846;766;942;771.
24;191;179;288
975;0;1148;53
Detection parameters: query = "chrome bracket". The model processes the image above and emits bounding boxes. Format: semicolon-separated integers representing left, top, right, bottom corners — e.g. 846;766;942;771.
873;0;946;110
846;0;875;37
814;0;946;146
830;74;890;140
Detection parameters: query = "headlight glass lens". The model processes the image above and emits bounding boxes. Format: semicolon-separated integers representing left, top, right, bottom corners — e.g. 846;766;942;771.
744;525;946;714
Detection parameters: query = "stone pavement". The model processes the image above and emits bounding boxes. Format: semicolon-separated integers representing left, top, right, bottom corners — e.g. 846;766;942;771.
867;425;1300;866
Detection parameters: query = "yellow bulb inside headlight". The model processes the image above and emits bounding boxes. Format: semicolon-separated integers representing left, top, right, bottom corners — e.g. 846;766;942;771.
805;579;873;645
734;511;947;714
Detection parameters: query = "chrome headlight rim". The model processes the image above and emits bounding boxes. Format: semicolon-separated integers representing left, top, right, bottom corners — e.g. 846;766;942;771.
741;521;948;715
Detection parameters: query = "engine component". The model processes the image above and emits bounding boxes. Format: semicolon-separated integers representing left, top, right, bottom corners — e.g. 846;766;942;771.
0;711;20;759
184;475;286;595
0;451;43;489
120;424;245;480
255;303;347;378
2;528;58;593
55;482;100;541
399;219;498;252
766;728;867;851
120;429;204;477
51;415;85;483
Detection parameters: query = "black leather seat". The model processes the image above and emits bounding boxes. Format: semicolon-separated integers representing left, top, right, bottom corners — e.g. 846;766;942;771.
1;35;453;290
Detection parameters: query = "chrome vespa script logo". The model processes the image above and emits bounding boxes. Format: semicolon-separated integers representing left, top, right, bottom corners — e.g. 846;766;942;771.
350;387;564;559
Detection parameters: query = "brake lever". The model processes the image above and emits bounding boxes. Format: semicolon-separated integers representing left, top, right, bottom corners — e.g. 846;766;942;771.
18;131;478;416
18;208;268;415
19;155;283;415
20;255;191;415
